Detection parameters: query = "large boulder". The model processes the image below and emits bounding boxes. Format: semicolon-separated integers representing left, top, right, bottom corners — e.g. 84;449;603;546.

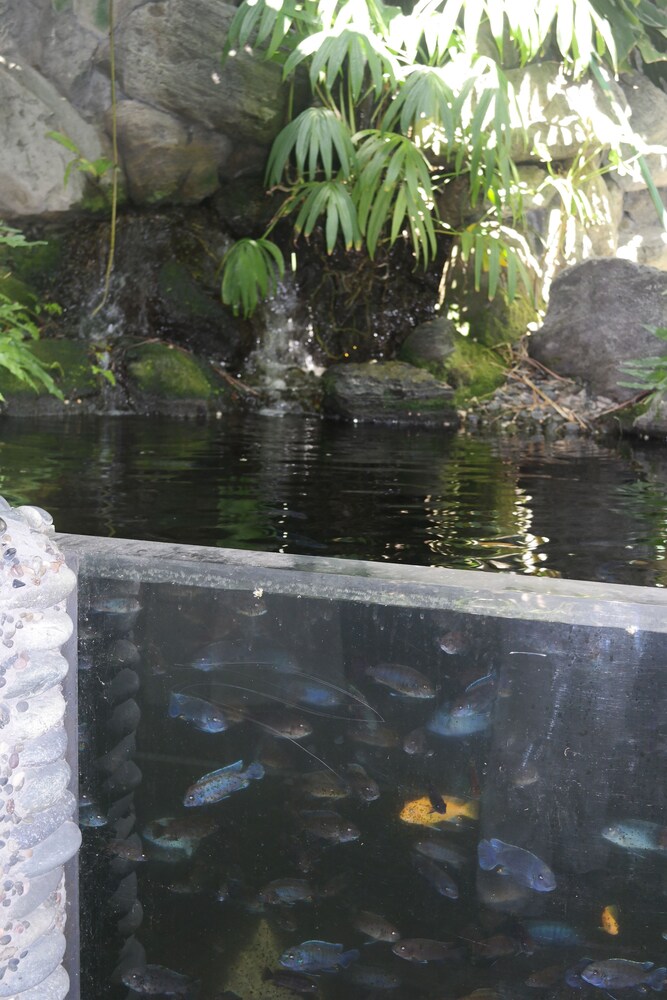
321;361;459;426
0;61;109;217
113;100;230;205
529;258;667;401
114;0;289;146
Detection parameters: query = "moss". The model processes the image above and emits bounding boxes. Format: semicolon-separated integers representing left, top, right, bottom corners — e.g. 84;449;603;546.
1;236;63;289
157;261;224;323
0;339;98;399
442;338;508;406
125;342;224;400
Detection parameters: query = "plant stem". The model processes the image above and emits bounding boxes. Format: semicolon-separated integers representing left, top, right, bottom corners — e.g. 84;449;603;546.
91;0;118;318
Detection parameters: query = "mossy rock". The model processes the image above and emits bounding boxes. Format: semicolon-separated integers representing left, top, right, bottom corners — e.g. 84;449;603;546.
442;337;509;405
125;342;225;404
398;319;508;405
322;360;459;426
0;339;99;400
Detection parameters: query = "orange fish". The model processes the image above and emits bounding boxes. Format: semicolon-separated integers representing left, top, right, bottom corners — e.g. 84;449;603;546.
600;904;620;936
399;794;479;828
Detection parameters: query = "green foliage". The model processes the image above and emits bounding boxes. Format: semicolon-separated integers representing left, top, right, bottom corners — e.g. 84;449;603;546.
221;239;286;318
220;0;667;317
619;326;667;399
0;225;64;401
46;131;114;188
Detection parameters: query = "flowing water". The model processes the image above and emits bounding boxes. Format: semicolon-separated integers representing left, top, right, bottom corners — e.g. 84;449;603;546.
0;413;667;586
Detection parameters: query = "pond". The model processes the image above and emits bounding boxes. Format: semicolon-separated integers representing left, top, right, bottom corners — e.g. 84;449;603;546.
1;413;667;586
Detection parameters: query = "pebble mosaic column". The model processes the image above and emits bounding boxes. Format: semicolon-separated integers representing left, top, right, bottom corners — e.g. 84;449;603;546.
0;500;79;999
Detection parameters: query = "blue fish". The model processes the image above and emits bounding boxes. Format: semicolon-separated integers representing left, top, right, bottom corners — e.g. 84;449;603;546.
411;853;459;899
478;838;556;892
169;692;231;734
581;958;667;991
280;940;360;973
427;701;490;737
184;759;264;807
522;920;583;946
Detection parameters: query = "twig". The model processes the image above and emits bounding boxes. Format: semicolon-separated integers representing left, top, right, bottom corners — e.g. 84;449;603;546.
595;390;652;417
214;367;261;396
522;354;577;383
509;371;589;429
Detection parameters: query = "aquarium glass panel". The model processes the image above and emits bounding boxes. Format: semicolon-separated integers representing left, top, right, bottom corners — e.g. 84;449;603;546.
61;534;667;1000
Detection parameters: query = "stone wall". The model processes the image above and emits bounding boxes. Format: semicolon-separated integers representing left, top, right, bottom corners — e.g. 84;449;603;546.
0;3;664;281
0;0;291;216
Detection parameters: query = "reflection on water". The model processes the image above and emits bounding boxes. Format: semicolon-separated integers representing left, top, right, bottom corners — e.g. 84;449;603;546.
0;413;666;584
79;574;667;999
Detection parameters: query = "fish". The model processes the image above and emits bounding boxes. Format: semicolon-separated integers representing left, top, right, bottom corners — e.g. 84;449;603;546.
427;701;491;737
470;933;522;960
600;904;620;936
427;786;447;814
411;853;459;899
279;939;360;973
299;810;360;843
249;708;313;741
281;675;343;709
259;878;315;906
106;837;147;862
345;763;380;803
522;920;583;946
391;938;459;963
120;964;198;996
602;818;667;853
477;838;556;892
343;964;401;989
168;691;232;734
402;727;432;756
351;910;401;943
191;638;297;673
413;837;466;869
436;630;465;654
142;815;218;858
262;967;319;994
183;759;264;807
399;794;479;829
79;801;108;828
299;770;350;800
349;724;400;748
525;965;562;989
365;663;436;699
581;958;667;991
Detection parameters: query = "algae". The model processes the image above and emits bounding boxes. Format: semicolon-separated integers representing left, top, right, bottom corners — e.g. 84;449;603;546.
125;342;224;400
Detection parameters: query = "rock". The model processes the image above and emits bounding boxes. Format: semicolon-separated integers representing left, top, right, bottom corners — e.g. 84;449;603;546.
398;318;458;378
506;62;626;164
113;100;230;205
614;72;667;192
0;61;109;217
617;186;667;271
321;361;459;426
125;341;226;415
114;0;289;146
529;258;667;401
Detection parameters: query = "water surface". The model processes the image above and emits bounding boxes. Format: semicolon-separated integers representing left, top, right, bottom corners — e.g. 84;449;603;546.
1;413;666;585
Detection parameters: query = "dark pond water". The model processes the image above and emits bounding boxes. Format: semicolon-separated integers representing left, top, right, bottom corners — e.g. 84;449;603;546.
2;413;667;586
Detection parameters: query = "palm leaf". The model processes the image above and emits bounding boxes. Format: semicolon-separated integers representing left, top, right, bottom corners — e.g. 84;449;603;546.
266;107;355;184
221;239;285;318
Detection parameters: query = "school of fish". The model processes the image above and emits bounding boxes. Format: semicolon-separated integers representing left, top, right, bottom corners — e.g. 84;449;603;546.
85;595;667;1000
